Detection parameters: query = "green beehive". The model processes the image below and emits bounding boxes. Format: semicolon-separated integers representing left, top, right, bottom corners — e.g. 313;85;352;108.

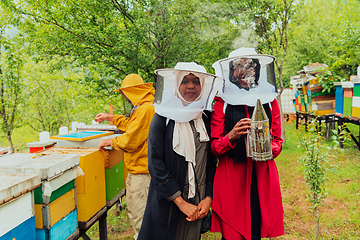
105;161;125;201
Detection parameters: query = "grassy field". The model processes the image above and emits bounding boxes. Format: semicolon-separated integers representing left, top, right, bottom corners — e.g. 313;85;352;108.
84;120;360;239
7;120;357;240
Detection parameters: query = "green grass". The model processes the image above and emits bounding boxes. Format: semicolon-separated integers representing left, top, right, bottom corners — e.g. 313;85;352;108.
82;120;360;239
6;119;353;240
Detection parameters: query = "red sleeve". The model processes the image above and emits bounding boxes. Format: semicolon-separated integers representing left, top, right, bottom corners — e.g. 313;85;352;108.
210;97;236;158
270;99;283;159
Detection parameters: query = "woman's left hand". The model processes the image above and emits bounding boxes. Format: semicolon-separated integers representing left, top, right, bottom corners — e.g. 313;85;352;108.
197;197;212;219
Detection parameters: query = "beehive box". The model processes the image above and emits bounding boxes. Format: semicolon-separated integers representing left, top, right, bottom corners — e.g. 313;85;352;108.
54;134;127;203
55;133;118;148
311;100;335;116
352;78;360;97
308;79;335;115
0;173;41;240
102;149;126;204
0;153;80;240
35;209;78;240
40;147;106;223
50;131;113;142
351;78;360;119
342;82;354;117
290;77;306;112
27;140;56;153
334;82;344;115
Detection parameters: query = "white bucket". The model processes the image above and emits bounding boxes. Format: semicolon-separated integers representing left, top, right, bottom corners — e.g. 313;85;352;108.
59;126;69;135
71;121;78;132
39;131;50;143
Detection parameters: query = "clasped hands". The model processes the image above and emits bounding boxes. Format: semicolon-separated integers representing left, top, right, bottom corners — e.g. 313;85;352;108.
174;196;212;222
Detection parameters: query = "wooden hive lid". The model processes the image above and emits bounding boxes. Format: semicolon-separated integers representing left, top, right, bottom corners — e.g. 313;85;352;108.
0;153;80;181
0;172;41;205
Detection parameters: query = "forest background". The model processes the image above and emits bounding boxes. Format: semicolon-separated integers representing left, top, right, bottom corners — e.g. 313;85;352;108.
0;0;360;239
1;0;360;152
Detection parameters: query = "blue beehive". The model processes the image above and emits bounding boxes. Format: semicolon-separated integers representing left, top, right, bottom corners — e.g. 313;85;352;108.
334;82;344;115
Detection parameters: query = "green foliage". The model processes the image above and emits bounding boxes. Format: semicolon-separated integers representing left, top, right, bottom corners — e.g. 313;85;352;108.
0;15;27;152
0;0;239;90
0;125;38;152
317;70;343;93
23;58;112;135
298;121;344;208
297;120;346;239
240;0;299;89
284;0;360;84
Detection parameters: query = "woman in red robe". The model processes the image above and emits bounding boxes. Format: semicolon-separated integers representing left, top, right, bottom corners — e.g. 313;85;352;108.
210;47;285;240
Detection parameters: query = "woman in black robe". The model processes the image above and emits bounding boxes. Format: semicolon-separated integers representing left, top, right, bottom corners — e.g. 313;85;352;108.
138;62;221;240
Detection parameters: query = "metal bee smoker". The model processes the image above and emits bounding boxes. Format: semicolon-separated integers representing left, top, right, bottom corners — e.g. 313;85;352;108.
247;99;273;161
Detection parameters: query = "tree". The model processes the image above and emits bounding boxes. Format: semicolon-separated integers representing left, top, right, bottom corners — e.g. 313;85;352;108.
24;58;110;135
0;10;26;152
239;0;299;91
0;0;237;86
298;120;346;239
284;0;360;82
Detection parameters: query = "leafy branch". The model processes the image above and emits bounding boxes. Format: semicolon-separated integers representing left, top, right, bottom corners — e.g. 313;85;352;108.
297;120;348;239
317;70;343;93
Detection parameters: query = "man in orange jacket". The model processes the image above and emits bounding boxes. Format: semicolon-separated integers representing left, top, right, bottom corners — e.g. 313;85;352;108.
94;74;155;240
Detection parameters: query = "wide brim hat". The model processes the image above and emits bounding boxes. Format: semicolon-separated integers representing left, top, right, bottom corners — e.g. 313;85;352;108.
214;47;275;67
212;47;278;106
153;62;223;122
113;74;153;92
155;62;222;80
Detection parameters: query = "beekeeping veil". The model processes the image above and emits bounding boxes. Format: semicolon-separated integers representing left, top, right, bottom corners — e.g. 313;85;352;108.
153;62;223;198
212;47;278;106
154;62;223;122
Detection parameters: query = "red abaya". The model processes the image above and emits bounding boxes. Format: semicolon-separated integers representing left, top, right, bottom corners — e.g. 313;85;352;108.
210;97;284;240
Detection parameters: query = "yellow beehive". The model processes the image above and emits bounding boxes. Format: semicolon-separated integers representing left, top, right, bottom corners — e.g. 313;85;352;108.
309;78;319;85
41;147;106;223
35;189;76;229
352;106;360;118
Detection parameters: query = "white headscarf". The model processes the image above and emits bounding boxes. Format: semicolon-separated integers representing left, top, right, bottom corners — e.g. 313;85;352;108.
174;71;205;107
212;47;279;106
154;62;223;122
153;62;223;198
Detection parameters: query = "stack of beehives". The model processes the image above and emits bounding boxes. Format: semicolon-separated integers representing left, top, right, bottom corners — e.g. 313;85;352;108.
304;63;336;116
291;63;336;116
291;72;308;113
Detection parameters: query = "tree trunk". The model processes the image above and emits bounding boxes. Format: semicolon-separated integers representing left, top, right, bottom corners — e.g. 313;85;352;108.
6;132;14;153
315;206;320;240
